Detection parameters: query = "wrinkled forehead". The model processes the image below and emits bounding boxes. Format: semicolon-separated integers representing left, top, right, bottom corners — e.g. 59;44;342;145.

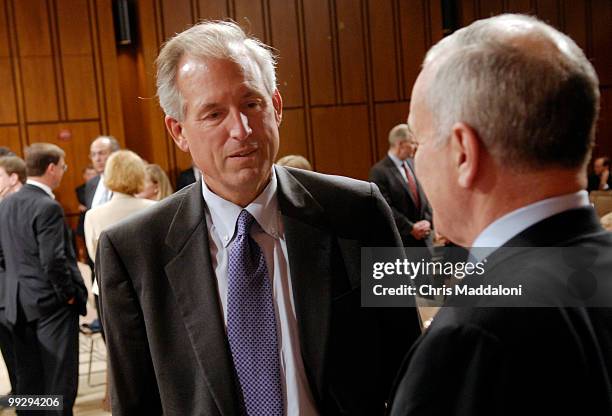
91;139;111;152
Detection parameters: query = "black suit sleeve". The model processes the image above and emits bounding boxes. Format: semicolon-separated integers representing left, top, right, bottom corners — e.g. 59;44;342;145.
369;167;415;237
97;231;162;415
368;183;422;408
35;202;76;302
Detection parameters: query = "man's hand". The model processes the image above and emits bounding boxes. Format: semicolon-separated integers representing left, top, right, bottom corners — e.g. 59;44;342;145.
0;184;10;198
434;231;449;246
78;204;87;213
410;220;432;240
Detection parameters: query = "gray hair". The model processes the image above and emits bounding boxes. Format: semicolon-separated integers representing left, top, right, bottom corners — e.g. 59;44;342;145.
156;20;277;121
388;124;410;146
422;14;599;170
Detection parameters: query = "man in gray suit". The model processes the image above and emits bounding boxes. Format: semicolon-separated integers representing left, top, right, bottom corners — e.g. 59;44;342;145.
0;143;87;415
97;21;420;415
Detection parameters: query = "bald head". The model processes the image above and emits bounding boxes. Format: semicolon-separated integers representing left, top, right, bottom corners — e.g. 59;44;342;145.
90;135;120;174
419;13;599;172
409;14;600;246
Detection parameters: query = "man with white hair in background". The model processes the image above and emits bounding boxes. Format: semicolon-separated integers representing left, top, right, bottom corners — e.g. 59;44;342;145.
85;135;120;209
389;14;612;415
97;21;420;415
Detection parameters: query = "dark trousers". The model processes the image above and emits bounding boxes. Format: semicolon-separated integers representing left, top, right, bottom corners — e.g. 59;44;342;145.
0;308;17;392
13;305;79;416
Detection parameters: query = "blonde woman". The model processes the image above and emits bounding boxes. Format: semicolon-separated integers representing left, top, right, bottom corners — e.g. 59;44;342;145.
85;150;156;289
137;163;173;200
276;154;313;171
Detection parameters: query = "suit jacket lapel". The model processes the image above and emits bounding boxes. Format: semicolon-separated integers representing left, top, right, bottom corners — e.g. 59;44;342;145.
164;182;242;415
275;166;333;402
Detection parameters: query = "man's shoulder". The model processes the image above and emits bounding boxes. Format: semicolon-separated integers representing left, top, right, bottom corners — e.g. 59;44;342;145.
278;166;375;202
370;156;392;173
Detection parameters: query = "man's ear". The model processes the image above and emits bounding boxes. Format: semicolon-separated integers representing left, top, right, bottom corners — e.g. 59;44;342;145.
272;89;283;126
450;122;480;189
8;173;19;187
46;162;56;176
165;116;189;152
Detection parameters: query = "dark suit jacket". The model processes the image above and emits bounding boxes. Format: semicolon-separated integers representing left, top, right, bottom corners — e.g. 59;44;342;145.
75;183;87;237
97;166;421;415
176;167;196;191
389;207;612;415
0;184;87;323
84;175;101;209
369;156;432;247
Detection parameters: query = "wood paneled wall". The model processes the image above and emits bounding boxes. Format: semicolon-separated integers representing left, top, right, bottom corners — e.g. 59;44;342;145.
120;0;612;183
457;0;612;159
0;0;124;222
2;0;611;218
119;0;443;182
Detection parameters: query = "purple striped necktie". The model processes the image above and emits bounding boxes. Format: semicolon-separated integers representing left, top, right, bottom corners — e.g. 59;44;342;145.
227;209;284;415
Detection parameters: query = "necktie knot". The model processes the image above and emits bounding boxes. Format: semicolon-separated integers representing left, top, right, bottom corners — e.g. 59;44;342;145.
236;210;255;237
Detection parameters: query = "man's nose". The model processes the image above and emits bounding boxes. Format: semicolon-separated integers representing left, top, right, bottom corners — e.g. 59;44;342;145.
228;111;252;141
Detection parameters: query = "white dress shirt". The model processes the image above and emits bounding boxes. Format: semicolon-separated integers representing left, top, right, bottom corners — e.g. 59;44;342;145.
201;169;318;416
26;179;55;199
471;191;590;260
388;152;409;182
91;174;112;208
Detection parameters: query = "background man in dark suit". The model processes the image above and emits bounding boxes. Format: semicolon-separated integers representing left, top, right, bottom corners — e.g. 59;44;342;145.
369;124;432;247
97;21;420;415
0;143;87;415
75;165;96;242
587;156;612;192
389;14;612;415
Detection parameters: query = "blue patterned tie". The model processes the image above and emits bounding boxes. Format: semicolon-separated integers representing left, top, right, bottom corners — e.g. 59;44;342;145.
227;210;284;415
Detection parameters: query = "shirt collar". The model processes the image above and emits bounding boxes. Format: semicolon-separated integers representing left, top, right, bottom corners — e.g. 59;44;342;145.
471;190;590;258
26;179;55;199
387;151;405;167
201;169;280;247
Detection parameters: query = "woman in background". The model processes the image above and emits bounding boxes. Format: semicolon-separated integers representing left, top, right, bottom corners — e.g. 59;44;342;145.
84;150;156;411
137;163;173;200
276;154;313;171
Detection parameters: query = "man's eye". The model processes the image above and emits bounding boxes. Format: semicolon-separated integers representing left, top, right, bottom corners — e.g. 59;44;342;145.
205;112;221;120
246;100;262;109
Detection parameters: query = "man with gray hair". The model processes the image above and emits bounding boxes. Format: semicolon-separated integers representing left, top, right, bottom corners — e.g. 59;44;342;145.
389;14;612;415
85;135;120;209
97;20;420;415
369;124;432;247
